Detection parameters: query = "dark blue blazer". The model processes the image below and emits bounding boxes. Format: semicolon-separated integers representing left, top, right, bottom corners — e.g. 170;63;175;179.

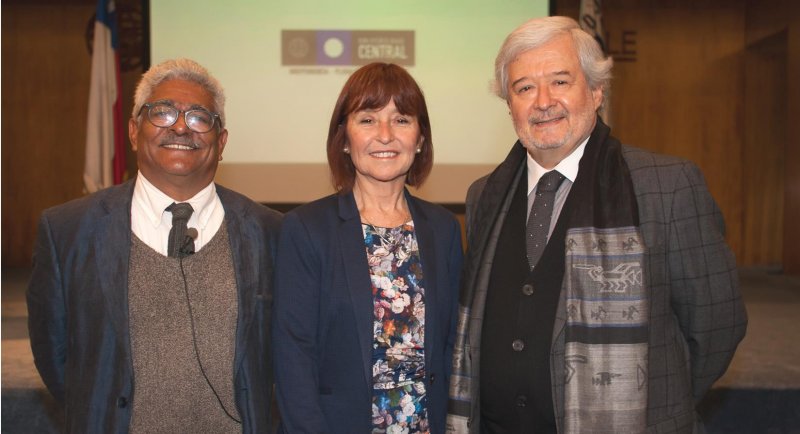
272;190;463;434
26;179;282;434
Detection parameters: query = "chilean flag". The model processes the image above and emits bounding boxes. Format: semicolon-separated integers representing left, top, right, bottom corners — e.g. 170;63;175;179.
83;0;126;193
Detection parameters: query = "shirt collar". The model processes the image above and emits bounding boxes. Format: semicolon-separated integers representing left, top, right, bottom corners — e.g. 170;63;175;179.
526;136;589;195
133;171;218;229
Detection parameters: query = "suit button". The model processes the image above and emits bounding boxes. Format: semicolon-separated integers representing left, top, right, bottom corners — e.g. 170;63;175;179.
512;339;525;351
521;284;534;296
117;397;128;408
516;395;528;407
430;373;436;384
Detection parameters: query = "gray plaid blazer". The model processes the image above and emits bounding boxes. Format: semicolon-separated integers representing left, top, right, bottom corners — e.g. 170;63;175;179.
458;139;747;433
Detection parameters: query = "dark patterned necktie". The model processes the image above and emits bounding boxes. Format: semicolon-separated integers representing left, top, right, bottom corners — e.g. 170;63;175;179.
166;202;194;258
526;170;565;269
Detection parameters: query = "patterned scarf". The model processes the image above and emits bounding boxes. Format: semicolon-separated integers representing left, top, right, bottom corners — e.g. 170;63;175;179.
447;119;649;433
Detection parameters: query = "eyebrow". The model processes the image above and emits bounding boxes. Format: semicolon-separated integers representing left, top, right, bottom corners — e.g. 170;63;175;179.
353;107;407;116
510;70;573;88
551;70;573;79
151;99;210;111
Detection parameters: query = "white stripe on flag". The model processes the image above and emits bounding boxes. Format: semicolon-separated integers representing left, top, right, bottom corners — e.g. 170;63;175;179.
83;0;118;193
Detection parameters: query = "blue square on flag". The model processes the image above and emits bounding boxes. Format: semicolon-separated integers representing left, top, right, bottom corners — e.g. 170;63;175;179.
316;31;352;65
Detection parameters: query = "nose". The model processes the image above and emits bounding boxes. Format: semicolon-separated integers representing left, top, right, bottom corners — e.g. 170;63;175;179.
377;121;393;144
535;87;553;110
170;112;190;135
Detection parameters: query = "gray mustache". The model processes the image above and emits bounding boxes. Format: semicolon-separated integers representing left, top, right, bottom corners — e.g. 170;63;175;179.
159;134;199;148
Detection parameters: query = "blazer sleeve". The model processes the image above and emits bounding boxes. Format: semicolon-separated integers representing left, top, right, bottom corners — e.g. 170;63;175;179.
26;213;67;403
444;215;464;379
464;176;487;242
272;212;327;433
667;162;747;402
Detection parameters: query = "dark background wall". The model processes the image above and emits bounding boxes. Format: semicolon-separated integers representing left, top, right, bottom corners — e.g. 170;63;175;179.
2;0;143;266
3;0;799;272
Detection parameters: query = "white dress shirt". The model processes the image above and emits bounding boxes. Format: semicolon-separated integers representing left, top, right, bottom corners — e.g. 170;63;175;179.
526;136;589;239
130;172;225;256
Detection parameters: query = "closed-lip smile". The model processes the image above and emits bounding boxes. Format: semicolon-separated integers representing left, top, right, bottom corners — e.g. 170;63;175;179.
532;116;565;126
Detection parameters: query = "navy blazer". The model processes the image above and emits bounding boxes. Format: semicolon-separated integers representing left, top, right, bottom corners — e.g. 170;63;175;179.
272;191;463;434
26;179;282;434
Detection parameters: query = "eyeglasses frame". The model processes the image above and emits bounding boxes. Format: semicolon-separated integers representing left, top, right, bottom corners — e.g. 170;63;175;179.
137;102;223;133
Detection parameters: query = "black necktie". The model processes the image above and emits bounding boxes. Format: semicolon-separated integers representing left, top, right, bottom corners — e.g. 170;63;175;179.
526;170;565;269
166;202;194;258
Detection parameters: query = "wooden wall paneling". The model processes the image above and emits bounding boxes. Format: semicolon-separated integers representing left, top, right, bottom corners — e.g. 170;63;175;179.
601;1;746;260
742;32;786;266
783;2;800;274
118;0;145;180
121;67;141;179
554;0;579;20
745;0;789;45
1;4;94;267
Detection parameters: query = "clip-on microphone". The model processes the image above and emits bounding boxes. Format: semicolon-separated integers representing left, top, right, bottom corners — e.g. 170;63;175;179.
179;228;198;256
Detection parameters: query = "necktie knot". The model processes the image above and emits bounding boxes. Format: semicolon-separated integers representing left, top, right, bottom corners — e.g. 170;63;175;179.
166;202;195;258
537;171;565;193
167;202;194;223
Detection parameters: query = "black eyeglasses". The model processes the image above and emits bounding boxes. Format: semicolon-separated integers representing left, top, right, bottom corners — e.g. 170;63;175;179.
138;102;222;133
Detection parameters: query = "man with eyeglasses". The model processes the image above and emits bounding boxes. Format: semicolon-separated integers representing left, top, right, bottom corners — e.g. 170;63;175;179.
27;58;281;433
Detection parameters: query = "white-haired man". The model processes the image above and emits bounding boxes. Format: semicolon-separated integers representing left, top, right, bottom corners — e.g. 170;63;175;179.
447;16;746;434
28;58;281;433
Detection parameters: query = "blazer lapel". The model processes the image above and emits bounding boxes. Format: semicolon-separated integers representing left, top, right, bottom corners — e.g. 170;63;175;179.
94;182;135;357
406;192;438;365
337;192;375;390
218;187;257;373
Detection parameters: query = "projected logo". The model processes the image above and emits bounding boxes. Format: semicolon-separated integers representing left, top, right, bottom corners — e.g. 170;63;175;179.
282;30;415;66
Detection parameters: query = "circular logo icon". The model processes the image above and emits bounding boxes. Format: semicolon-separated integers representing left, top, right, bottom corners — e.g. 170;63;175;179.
287;37;310;59
323;37;344;59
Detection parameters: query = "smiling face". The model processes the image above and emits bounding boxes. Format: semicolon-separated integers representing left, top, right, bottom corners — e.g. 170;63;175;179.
129;79;227;200
506;33;602;168
345;99;423;191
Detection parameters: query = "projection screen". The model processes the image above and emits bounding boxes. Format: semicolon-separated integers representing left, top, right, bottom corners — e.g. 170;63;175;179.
149;1;550;203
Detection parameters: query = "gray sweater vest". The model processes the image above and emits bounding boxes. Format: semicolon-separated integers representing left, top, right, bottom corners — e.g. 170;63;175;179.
128;224;241;433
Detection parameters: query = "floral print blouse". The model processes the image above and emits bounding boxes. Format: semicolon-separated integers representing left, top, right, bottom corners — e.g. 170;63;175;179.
364;220;429;434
